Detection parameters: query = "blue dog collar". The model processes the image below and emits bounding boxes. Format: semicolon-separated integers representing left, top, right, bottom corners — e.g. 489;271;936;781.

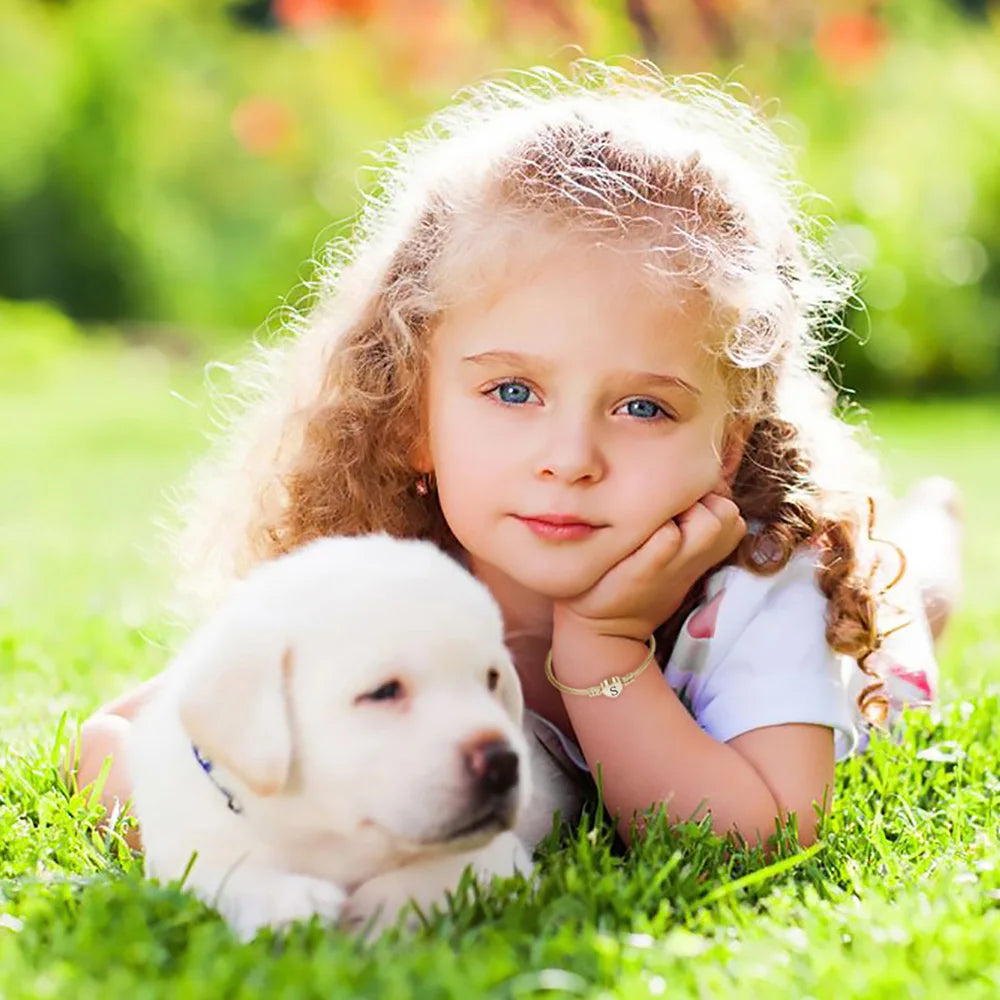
191;744;244;815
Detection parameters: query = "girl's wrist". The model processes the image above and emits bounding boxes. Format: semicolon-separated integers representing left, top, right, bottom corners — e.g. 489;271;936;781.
552;604;652;645
550;612;651;688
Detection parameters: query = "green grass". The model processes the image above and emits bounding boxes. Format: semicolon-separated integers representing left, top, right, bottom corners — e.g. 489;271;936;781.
2;330;999;998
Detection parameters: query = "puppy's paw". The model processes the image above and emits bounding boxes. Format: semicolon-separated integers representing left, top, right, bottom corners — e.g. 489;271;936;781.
341;833;533;941
473;830;534;879
339;870;425;939
218;871;347;941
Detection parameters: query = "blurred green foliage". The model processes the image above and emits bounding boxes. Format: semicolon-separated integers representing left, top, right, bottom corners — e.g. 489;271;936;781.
780;7;1000;392
0;0;998;392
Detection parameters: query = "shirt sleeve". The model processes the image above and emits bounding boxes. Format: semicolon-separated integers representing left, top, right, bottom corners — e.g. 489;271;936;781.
664;552;858;760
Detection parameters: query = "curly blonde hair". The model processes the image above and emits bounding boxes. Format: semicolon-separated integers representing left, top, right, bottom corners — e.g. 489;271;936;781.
175;62;896;721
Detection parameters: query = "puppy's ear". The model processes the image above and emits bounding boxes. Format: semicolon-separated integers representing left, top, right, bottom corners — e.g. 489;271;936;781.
177;628;295;797
497;656;524;726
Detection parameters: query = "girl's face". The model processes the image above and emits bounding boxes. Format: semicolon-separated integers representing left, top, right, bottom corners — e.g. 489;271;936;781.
422;238;738;602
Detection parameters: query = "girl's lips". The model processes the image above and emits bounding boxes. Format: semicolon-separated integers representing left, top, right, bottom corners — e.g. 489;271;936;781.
514;515;602;541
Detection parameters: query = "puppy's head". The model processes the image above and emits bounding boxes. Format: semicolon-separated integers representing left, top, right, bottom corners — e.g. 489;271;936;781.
178;536;528;864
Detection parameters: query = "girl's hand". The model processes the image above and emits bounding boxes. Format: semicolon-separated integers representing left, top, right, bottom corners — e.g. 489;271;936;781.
555;492;746;642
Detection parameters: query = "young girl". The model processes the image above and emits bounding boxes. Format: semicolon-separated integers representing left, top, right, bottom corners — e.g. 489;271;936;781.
77;63;956;850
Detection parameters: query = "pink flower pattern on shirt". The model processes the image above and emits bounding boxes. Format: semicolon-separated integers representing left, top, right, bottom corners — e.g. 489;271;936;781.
885;661;934;704
686;589;724;640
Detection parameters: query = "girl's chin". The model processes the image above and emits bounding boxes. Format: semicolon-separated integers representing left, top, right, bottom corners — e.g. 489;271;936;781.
499;562;607;601
460;539;616;601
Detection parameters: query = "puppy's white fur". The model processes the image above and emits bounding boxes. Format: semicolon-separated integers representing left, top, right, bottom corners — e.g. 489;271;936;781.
129;535;556;940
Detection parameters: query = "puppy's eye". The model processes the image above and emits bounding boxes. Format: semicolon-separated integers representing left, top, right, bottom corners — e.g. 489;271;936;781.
486;668;500;692
358;679;405;703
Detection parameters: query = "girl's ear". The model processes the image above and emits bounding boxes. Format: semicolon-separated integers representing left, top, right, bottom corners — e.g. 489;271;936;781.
410;388;434;474
720;418;752;485
408;435;433;476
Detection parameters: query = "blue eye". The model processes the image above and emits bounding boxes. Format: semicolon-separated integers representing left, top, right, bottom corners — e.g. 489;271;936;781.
623;398;664;419
491;381;534;405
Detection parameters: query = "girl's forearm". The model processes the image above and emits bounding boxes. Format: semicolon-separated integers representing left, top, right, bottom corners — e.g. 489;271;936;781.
91;673;166;720
550;630;789;846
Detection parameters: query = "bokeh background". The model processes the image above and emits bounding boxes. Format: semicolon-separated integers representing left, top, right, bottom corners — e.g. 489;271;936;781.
2;0;999;733
3;0;999;391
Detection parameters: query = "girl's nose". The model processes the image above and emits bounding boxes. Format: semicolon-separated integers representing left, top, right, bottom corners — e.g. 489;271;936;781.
535;418;605;484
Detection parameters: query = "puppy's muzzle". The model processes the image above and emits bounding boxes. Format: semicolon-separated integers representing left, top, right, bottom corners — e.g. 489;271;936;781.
427;733;522;845
464;737;519;798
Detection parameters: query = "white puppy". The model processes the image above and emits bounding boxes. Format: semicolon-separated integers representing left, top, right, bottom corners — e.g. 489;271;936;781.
129;535;545;940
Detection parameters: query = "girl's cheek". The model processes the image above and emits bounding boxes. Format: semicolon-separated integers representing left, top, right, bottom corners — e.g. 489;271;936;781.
683;439;726;500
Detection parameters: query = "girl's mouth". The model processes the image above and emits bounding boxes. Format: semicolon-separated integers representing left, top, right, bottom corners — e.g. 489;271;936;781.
514;515;602;541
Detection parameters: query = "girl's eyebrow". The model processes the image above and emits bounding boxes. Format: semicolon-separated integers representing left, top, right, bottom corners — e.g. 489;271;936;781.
635;371;702;398
462;349;551;370
461;350;702;397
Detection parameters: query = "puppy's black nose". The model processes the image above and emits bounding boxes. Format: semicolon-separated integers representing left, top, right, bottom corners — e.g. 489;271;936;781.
464;739;519;796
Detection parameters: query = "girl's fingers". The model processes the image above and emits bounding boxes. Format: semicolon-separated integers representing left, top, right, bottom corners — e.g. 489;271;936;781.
674;502;723;564
700;493;747;548
639;517;684;565
698;491;740;522
602;517;682;581
605;494;743;586
674;495;746;563
565;495;745;632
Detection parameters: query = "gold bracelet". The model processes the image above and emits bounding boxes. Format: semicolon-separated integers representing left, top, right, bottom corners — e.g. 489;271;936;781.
544;634;657;699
